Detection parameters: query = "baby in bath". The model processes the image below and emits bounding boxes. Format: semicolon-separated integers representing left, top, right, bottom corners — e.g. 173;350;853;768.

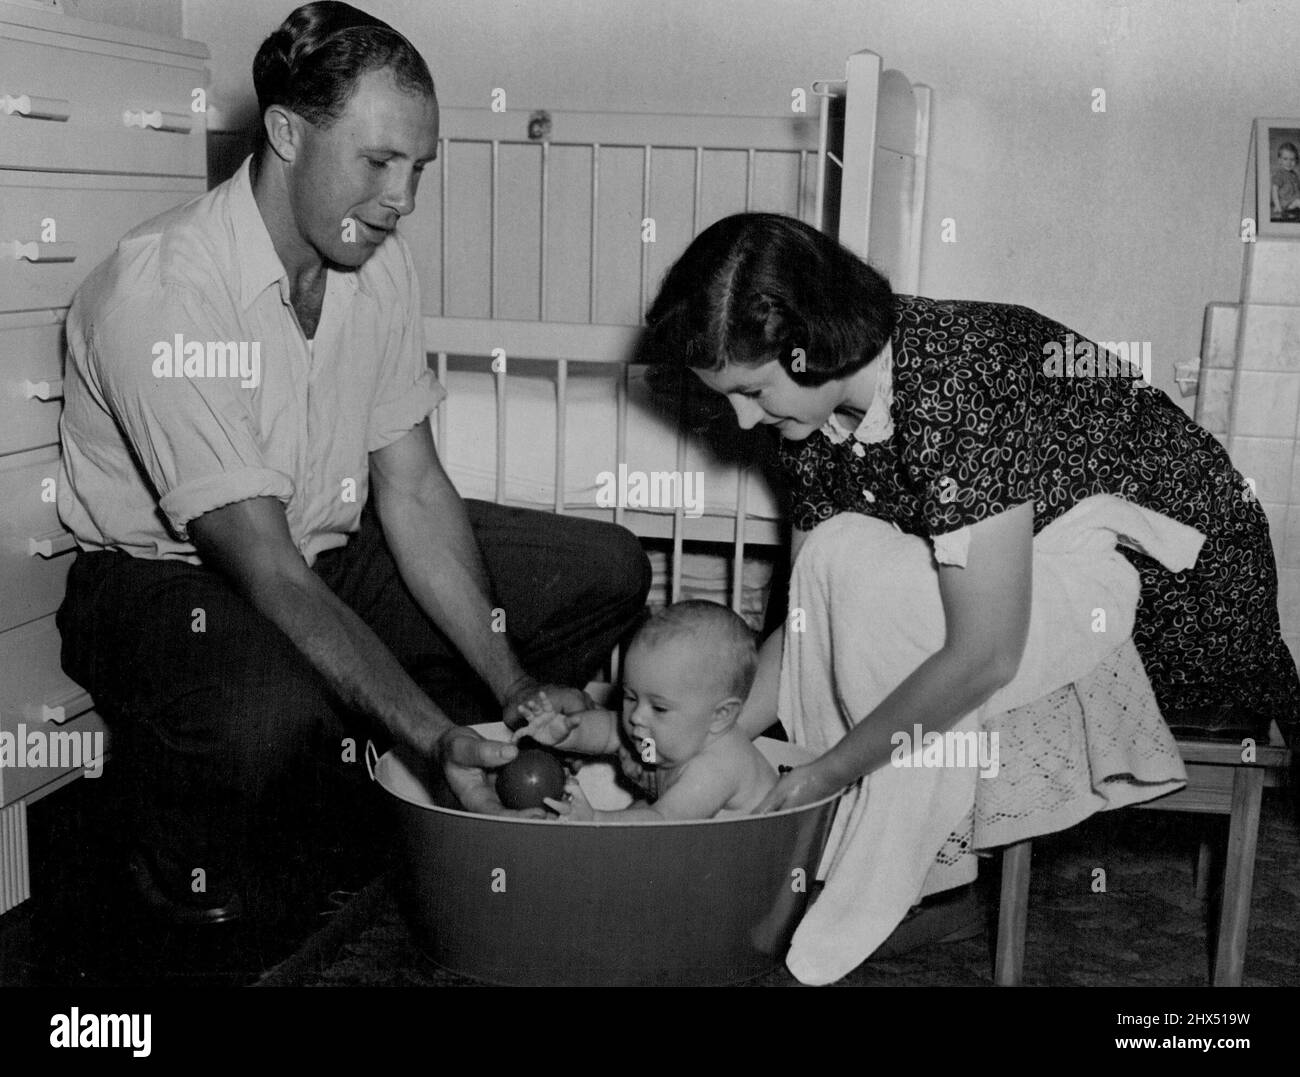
513;600;777;821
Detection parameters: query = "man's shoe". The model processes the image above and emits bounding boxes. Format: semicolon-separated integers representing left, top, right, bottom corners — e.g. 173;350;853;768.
127;850;244;926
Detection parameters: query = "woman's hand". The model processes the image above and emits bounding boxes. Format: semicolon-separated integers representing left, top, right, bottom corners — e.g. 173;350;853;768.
755;761;845;813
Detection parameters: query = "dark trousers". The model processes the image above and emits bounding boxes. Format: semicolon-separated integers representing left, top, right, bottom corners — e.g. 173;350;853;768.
56;500;651;906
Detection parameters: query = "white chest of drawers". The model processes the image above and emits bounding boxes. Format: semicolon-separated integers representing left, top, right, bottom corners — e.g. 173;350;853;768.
0;0;208;915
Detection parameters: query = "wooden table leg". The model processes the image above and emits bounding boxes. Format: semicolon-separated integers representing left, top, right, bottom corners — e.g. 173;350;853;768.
1212;767;1264;986
995;840;1032;986
1195;838;1213;901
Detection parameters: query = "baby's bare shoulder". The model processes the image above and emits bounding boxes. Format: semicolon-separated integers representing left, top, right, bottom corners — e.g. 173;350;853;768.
707;730;778;810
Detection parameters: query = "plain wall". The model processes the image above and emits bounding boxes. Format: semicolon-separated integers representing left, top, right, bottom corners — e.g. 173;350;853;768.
182;0;1300;405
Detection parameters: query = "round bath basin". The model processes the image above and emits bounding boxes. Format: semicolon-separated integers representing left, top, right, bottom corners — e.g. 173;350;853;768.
375;723;840;986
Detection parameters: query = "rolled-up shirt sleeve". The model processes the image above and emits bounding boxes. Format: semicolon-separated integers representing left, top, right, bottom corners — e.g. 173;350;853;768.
90;286;294;540
366;237;446;454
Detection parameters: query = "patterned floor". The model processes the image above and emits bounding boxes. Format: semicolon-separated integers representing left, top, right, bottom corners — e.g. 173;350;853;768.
259;787;1300;988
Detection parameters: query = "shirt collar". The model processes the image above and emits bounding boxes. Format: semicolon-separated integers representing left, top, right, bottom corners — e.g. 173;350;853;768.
822;340;893;444
230;155;361;310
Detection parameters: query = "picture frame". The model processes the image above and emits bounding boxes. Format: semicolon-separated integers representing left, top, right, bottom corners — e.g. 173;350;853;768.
1254;117;1300;237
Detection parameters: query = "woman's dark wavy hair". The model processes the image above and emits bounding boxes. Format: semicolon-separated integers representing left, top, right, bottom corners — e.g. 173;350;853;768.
641;213;895;387
253;1;435;128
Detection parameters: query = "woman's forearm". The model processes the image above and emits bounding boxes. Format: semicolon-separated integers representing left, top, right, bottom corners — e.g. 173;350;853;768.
816;646;1011;789
738;624;784;738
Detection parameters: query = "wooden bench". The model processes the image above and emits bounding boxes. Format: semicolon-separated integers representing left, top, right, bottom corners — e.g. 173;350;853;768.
994;721;1292;986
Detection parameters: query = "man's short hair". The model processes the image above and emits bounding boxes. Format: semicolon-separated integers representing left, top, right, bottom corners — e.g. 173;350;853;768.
253;1;435;128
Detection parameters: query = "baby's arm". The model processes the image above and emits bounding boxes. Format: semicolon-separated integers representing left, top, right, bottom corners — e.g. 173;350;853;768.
548;753;739;822
514;691;620;755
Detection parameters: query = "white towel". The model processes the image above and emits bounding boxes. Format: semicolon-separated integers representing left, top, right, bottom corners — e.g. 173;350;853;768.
779;494;1204;985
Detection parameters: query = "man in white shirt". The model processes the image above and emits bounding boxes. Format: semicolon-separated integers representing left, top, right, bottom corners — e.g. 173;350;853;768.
57;1;649;928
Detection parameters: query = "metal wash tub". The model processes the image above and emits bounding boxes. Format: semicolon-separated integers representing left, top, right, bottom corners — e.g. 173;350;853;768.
374;724;840;986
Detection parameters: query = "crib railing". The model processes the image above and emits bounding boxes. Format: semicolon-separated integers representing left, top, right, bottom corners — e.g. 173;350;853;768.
415;109;820;617
415;51;930;621
425;318;781;618
417;108;823;325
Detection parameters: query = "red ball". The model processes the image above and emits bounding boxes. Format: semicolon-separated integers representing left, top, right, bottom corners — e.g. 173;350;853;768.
495;747;567;810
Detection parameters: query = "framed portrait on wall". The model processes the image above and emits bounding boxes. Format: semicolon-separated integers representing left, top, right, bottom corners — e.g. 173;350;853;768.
1254;118;1300;236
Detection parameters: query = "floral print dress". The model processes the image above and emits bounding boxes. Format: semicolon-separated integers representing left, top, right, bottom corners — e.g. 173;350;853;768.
777;295;1300;741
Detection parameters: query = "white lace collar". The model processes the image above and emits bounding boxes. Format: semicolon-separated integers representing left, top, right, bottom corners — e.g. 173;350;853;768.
821;341;894;452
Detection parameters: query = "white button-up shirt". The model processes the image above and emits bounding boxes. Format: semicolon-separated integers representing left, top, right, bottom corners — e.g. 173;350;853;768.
59;156;444;566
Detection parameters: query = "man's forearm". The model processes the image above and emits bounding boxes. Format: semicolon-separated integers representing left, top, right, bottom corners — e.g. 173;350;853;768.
378;492;529;704
253;569;452;756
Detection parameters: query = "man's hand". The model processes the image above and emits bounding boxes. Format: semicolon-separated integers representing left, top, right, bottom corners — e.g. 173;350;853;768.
754;761;844;814
501;677;595;731
435;725;546;818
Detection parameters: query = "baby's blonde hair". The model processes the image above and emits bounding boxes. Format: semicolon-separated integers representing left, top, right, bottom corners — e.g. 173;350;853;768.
631;600;758;699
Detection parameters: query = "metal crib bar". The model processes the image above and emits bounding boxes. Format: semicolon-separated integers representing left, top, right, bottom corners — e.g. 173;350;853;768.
611;364;628;686
494;354;507;504
589;143;600;323
554;359;567;514
693;145;703;234
671;368;686;605
639;144;652;322
812;79;844;230
614;364;628;528
539;141;550;320
815;95;830;228
440;138;449;315
490;139;499;319
435;351;448;459
733;147;756;613
731;468;749;615
797;149;808;223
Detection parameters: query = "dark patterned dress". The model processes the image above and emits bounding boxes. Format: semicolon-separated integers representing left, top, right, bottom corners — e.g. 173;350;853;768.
777;295;1300;742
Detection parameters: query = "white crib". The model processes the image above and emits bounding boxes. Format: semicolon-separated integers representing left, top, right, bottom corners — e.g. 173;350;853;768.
405;50;932;626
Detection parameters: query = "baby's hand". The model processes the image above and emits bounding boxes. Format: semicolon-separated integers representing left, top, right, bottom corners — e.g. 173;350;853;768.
544;780;595;822
512;690;581;747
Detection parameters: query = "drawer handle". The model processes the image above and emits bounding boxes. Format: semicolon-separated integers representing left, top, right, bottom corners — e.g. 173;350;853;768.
28;529;76;558
122;108;192;134
27;686;94;725
1;93;70;121
22;377;64;401
12;241;77;264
